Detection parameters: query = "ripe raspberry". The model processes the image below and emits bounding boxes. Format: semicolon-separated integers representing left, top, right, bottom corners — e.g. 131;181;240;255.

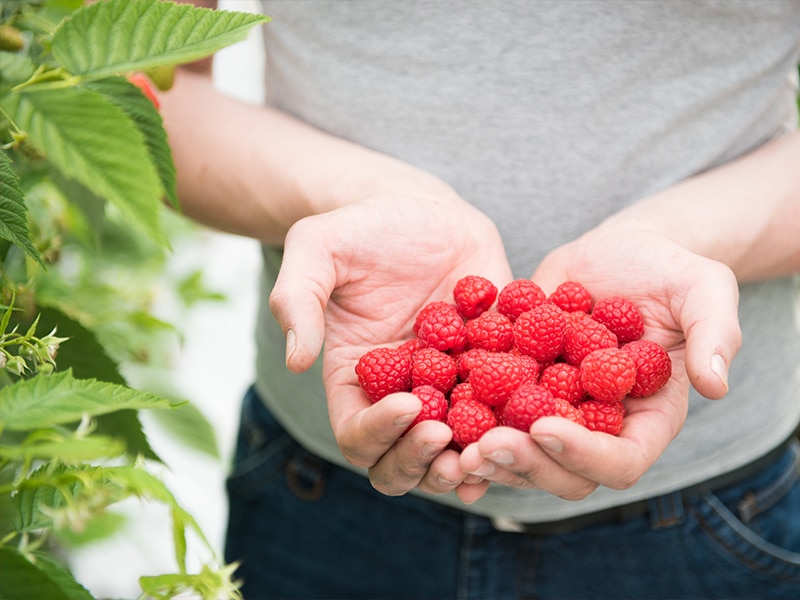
580;399;625;435
469;352;527;406
397;337;425;358
355;347;412;403
512;351;541;383
513;303;567;362
406;385;449;432
128;72;160;109
554;397;587;427
580;347;637;403
455;348;490;381
449;382;474;407
497;279;546;321
562;314;618;366
592;296;645;344
621;339;672;397
548;281;593;313
447;399;497;448
453;275;498;319
414;301;467;352
465;310;514;352
501;382;558;432
539;362;586;406
411;347;458;393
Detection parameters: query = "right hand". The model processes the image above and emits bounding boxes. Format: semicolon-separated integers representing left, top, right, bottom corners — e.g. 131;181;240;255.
269;188;513;501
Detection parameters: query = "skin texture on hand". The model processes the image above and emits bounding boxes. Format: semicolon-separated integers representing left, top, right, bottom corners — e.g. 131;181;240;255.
269;193;514;498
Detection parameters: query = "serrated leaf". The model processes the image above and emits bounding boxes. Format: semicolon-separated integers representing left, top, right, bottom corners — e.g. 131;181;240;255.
0;151;44;266
86;76;178;209
51;0;271;78
0;546;94;600
4;86;167;244
147;400;220;460
0;433;126;463
0;369;186;431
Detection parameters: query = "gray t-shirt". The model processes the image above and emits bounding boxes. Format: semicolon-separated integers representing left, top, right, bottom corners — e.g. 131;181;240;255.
253;0;800;522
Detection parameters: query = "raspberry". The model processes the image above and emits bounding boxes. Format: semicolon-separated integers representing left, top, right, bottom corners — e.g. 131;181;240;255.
497;279;547;321
465;310;514;352
406;385;449;431
621;339;672;397
447;399;497;448
580;347;637;403
580;399;625;435
554;397;587;427
469;352;527;406
539;362;586;406
592;296;645;344
562;314;618;366
548;280;593;313
512;351;541;383
397;337;425;358
455;348;490;381
449;382;474;407
414;301;468;352
453;275;498;319
513;303;567;362
411;347;458;393
355;347;413;403
501;381;557;432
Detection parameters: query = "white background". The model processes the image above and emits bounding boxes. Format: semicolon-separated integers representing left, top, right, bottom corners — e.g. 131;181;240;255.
69;2;266;597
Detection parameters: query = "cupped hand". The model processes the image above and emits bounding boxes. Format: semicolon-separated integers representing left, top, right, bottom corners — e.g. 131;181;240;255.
269;190;513;498
460;224;742;500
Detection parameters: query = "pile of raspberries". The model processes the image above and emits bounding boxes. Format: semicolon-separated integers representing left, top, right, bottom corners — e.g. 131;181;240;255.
355;276;671;448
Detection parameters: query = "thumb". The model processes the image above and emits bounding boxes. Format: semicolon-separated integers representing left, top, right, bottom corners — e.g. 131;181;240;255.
269;218;336;372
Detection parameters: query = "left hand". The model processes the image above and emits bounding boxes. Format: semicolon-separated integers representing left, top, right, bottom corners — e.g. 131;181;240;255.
459;223;742;501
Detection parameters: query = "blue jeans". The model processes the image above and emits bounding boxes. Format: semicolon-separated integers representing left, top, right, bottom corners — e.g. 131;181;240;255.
224;387;800;599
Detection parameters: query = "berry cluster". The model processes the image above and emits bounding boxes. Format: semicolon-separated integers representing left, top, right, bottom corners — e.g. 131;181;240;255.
355;276;671;448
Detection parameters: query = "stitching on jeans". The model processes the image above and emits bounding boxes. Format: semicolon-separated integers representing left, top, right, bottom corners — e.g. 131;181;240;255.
738;444;800;523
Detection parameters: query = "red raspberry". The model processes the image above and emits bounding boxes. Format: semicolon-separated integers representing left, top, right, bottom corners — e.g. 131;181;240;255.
548;281;593;313
621;339;672;397
414;301;467;352
469;352;527;406
580;347;637;403
592;296;645;344
513;303;567;362
580;399;625;435
406;385;449;431
411;347;458;393
501;381;557;432
128;72;160;108
562;314;618;366
512;351;541;383
497;279;546;321
355;347;412;403
447;399;497;448
453;275;498;319
397;337;425;358
449;381;474;407
465;310;514;352
539;362;586;406
554;397;587;427
455;348;490;381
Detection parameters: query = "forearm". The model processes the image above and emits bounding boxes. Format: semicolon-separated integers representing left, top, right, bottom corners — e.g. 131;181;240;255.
158;69;453;245
604;130;800;283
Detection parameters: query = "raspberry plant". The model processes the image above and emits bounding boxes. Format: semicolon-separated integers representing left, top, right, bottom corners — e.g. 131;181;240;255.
0;1;269;598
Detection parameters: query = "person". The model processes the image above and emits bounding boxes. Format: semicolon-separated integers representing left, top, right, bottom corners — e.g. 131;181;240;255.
160;1;800;598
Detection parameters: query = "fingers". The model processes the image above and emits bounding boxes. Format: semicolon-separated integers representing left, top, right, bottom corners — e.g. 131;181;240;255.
269;218;336;372
670;257;741;400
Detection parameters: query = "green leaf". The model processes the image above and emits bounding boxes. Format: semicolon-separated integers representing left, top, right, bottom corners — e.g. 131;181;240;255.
0;369;186;430
0;151;44;266
0;433;126;463
51;0;271;78
0;547;94;600
147;400;220;460
0;52;36;96
54;509;127;548
86;76;178;210
4;86;166;244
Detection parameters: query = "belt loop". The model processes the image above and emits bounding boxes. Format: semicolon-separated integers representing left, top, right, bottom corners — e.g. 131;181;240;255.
647;490;685;530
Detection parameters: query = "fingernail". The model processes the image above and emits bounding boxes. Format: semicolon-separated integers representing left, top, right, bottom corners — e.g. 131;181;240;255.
435;474;459;487
535;435;563;453
471;463;496;478
711;353;729;393
487;449;514;465
422;443;444;458
393;413;417;428
285;328;297;365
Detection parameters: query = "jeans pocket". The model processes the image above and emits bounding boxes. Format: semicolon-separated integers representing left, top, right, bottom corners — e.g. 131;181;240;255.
689;443;800;589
